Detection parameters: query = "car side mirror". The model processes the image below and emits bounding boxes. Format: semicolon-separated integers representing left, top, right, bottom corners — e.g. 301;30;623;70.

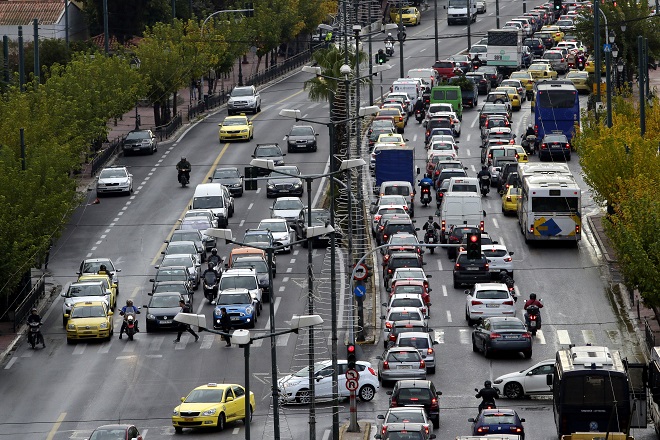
208;176;212;180
430;436;436;439
483;210;487;217
464;289;470;295
60;291;66;297
520;418;526;423
380;315;386;319
149;278;155;282
161;251;165;254
468;418;476;423
377;415;385;420
376;355;384;360
226;396;234;402
426;274;432;278
143;304;149;308
181;397;186;402
382;302;387;307
315;133;319;136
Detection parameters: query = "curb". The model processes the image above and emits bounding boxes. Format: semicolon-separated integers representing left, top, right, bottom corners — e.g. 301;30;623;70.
339;421;372;440
586;215;614;263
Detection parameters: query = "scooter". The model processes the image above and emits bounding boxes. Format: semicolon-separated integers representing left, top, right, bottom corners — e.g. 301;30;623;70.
577;55;586;71
178;168;190;187
525;304;541;336
203;271;219;304
385;41;394;57
27;322;45;349
521;134;537;155
480;176;490;197
123;312;138;341
420;185;432;206
424;228;439;254
415;109;425;124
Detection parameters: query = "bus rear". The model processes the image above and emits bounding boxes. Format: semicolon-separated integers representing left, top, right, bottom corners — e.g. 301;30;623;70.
534;82;579;142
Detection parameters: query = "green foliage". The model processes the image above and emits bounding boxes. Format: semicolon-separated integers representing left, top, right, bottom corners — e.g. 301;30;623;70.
304;46;368;101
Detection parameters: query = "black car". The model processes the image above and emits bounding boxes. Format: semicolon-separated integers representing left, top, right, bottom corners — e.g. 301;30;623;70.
387;380;442;428
252;143;286;176
122;129;157;155
479;103;510;128
210;166;244;196
379;218;418;246
523;37;545;57
266;165;303;198
498;163;520;193
294;208;333;247
446;225;480;258
88;425;142;440
150;267;191;292
535;31;555;49
466;72;491;95
540;132;572;161
369;127;396;147
383;252;424;287
453;251;490;288
286;125;319;152
151;280;193;302
478;65;503;88
166;229;206;263
143;292;185;332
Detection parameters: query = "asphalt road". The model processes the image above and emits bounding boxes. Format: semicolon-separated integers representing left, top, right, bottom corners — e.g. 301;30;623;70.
0;1;655;439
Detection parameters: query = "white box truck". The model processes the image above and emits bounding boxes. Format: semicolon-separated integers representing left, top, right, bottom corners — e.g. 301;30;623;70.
438;193;485;242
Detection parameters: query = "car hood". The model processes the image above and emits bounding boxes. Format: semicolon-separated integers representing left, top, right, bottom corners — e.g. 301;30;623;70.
278;374;307;388
288;135;315;142
268;231;290;241
268;177;301;185
64;295;109;306
214;177;241;186
215;303;254;314
272;208;301;218
229;95;256;103
98;177;129;184
147;306;181;316
124;138;150;146
68;316;109;326
257;155;284;164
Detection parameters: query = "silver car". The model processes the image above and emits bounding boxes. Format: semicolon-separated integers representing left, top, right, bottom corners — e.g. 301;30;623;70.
159;254;200;290
96;166;133;196
395;332;438;374
377;346;427;386
258;218;293;253
270;197;304;225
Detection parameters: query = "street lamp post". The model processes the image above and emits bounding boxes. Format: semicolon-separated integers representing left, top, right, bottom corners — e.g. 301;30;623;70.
606;31;617;128
173;313;324;440
434;0;439;61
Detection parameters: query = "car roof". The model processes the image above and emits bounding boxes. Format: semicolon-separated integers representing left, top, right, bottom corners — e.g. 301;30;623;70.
397;331;431;339
395;379;434;388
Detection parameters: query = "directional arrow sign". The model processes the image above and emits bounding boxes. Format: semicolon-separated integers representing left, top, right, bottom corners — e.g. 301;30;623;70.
345;368;359;380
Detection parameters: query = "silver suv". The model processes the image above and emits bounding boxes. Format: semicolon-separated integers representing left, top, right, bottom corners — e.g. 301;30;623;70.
227;85;261;115
542;50;568;74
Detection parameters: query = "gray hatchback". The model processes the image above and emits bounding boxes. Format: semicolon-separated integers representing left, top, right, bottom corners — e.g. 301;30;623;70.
378;346;427;386
471;316;532;359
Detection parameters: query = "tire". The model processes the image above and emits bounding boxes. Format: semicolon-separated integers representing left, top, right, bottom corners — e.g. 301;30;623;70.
174;427;183;434
523;349;533;359
296;389;312;404
244;406;253;424
453;280;460;289
67;338;74;345
358;384;376;402
432;416;439;429
472;336;479;352
63;316;68;328
146;323;155;333
428;366;436;374
483;344;491;358
217;413;226;431
503;382;524;399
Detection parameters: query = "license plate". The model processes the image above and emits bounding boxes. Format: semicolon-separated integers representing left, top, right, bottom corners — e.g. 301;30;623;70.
467;267;479;271
279;189;289;193
159;320;172;324
231;317;240;321
133;147;140;151
398;365;412;369
486;304;499;308
184;417;193;422
530;321;537;328
504;335;519;339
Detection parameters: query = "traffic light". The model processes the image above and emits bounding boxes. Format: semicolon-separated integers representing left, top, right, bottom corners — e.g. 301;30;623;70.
347;344;357;369
466;231;481;260
554;0;562;10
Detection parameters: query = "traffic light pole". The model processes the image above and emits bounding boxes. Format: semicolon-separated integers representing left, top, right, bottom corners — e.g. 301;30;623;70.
347;343;359;432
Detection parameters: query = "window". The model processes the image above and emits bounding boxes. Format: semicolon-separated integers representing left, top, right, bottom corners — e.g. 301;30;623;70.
488;32;518;46
537;90;577;108
531;196;579;213
233;386;245;397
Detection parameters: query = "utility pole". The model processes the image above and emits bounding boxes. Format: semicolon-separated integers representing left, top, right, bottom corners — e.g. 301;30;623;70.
103;0;109;55
64;0;69;52
33;19;40;86
18;26;24;91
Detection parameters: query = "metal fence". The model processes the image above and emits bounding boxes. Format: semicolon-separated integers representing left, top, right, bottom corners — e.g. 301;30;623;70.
243;50;312;87
188;91;229;121
12;274;45;332
187;99;206;121
646;318;656;353
155;112;182;141
90;135;126;176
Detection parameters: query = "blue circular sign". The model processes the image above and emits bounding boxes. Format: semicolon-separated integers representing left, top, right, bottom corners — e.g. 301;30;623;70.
354;285;366;298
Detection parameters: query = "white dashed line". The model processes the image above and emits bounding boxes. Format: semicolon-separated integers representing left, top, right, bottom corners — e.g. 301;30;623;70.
256;188;261;194
151;168;157;172
466;149;471;156
290;259;296;264
4;358;17;369
282;277;289;282
446;310;452;322
293;250;299;256
113;218;119;222
239;220;245;227
279;286;285;292
117;212;124;216
86;252;93;258
442;285;448;297
125;201;132;206
248;203;254;210
91;247;97;251
492;218;500;229
137;186;144;190
557;330;571;345
437;260;443;271
286;268;292;273
96;240;103;245
122;206;128;211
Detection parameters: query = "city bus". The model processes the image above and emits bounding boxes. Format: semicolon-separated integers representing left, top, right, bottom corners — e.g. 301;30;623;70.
486;29;523;75
534;81;580;142
517;173;581;243
552;346;631;436
516;162;571;182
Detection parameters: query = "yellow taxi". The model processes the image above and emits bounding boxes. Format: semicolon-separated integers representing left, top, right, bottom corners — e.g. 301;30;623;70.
566;69;590;93
173;383;256;434
509;145;529;162
540;25;564;43
390;7;421;25
584;55;606;74
77;274;117;310
218;114;254;142
527;63;558;80
376;133;407;147
509;71;535;95
495;86;522;111
65;301;114;343
377;108;405;133
501;185;521;215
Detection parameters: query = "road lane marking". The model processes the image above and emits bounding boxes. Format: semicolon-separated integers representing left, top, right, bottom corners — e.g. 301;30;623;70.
279;286;285;292
175;335;192;349
446;310;452;322
442;285;448;297
492;218;499;229
145;355;162;358
458;329;470;344
434;330;444;344
240;220;245;227
148;336;165;351
606;330;622;345
286;267;292;273
290;258;296;264
248;203;254;210
46;412;66;440
535;330;546;345
471;164;476;172
73;344;86;355
582;329;596;345
437;260;443;271
233;428;241;434
200;334;214;349
282;277;289;282
557;329;571;345
116;355;136;359
122;343;136;353
98;340;112;354
4;357;17;369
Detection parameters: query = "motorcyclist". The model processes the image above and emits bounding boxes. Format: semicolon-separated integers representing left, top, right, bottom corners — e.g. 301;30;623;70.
475;380;498;412
385;33;395;46
524;293;544;327
413;98;426;120
524;125;535;138
207;248;222;267
119;299;140;339
472;54;482;69
477;165;491;184
27;307;45;348
422;86;432;107
176;156;191;183
418;176;434;188
203;262;220;281
422;216;441;232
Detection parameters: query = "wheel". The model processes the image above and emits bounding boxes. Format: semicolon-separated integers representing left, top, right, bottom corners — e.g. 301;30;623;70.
63;316;67;328
296;389;312;404
483;344;491;358
244;406;253;423
67;338;74;345
523;349;533;359
249;318;256;329
427;366;436;374
453;278;460;289
503;382;524;399
432;416;439;429
217;413;226;431
358;384;376;402
466;311;474;326
128;332;134;341
472;336;479;352
430;247;434;254
174;427;183;434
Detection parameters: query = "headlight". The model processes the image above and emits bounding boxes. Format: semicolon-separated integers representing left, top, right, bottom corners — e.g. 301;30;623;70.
67;323;75;330
173;409;180;416
216;319;221;324
267;184;275;189
241;129;248;133
202;408;217;416
246;307;253;315
293;183;302;188
147;314;156;320
100;322;108;329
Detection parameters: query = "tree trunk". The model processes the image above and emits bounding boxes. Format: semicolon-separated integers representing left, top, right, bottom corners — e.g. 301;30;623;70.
173;91;177;116
153;102;161;127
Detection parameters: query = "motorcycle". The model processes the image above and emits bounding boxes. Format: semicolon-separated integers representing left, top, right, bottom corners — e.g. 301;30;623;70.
415;109;425;124
420;185;432;206
577;55;586;71
385;41;394;57
479;175;490;197
203;271;219;304
525;304;542;336
27;322;45;349
521;134;536;155
424;227;439;254
123;312;138;341
178;168;190;187
499;271;516;301
474;388;497;413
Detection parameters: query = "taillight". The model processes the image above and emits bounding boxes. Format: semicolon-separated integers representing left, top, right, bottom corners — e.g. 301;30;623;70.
477;426;491;433
387;267;392;273
522;332;532;339
503;300;514;305
389;334;396;341
512;427;523;433
506;196;512;202
419;360;426;369
479;221;484;231
390;397;397;406
441;220;446;232
381;426;387;435
484;263;489;270
561;58;565;62
471;300;483;306
504;256;512;262
374;214;382;221
489;332;501;340
403;205;408;211
565;143;571;149
575;224;580;234
541;143;548;149
430;397;439;409
383;361;390;370
368;367;377;376
385;321;393;328
427;348;434;354
454;262;461;269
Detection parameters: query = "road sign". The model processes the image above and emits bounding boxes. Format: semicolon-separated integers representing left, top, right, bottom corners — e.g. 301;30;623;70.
603;43;611;53
353;263;368;280
345;369;359;381
346;378;359;391
354;285;366;298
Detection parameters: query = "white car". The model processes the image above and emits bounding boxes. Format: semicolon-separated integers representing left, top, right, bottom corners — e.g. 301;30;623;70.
96;166;133;196
468;44;488;60
465;282;516;325
384;293;428;318
258;218;293;253
483;244;514;277
78;258;121;293
378;406;432;435
428;140;458;159
476;0;487;13
389;267;430;292
278;360;379;403
61;281;111;327
227;85;261;115
381;307;425;344
492;359;555;398
270;197;304;225
395;331;437;373
372;205;407;236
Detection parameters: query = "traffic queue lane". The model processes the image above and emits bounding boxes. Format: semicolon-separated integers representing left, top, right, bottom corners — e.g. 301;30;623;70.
0;0;653;439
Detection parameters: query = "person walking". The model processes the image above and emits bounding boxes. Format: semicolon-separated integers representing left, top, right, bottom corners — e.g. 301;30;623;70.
220;307;232;347
174;299;199;343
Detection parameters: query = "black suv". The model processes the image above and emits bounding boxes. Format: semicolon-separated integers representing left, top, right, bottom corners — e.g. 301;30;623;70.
445;225;480;258
453;251;490;288
383;252;424;287
478;65;503;88
387;380;442;428
523;37;545;57
286;125;318;152
498;162;519;194
379;218;418;246
540;132;571;162
252;143;286;176
425;117;456;143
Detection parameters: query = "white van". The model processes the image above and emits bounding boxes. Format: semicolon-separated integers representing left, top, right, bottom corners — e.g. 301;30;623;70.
407;68;437;88
391;79;422;104
191;183;229;228
447;177;479;194
439;193;485;241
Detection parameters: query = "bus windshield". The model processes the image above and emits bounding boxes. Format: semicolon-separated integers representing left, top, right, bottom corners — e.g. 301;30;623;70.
537;90;577;108
562;375;628;406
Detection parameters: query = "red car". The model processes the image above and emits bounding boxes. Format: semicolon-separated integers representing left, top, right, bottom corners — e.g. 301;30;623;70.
389;279;431;306
433;60;458;80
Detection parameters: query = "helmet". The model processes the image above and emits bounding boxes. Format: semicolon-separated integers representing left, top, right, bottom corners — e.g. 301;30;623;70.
211;248;218;255
31;307;37;313
428;216;433;221
388;33;392;37
126;299;133;306
529;293;537;300
208;262;215;269
484;380;492;388
482;165;487;171
99;264;107;271
181;156;186;161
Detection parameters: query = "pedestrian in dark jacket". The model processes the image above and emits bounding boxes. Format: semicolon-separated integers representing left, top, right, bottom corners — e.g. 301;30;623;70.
174;300;199;343
220;307;232;347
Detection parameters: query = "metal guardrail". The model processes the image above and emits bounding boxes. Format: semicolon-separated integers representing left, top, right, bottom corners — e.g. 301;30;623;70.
12;274;45;332
646;317;656;353
90;135;125;176
155;112;182;141
243;50;312;87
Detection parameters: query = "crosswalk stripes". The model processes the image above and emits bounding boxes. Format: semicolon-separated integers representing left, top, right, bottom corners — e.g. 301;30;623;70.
556;329;571;345
535;329;546;345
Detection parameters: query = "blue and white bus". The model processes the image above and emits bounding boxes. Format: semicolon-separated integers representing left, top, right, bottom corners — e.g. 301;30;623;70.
534;81;580;142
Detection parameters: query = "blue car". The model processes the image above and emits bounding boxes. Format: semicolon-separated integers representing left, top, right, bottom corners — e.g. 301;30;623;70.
468;409;525;439
213;288;258;329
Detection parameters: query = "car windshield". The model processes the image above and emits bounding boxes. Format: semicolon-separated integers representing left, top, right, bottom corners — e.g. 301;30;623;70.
491;321;525;330
156;269;187;280
379;207;406;216
399;337;430;349
180;220;211;231
223;118;247;126
162;256;192;267
390;235;416;245
218;293;253;304
401;7;416;13
386;410;427;423
274;200;303;210
270;167;300;176
233;260;268;272
220;276;257;290
475;290;509;299
391;298;422;307
166;243;196;254
172;232;200;242
256;146;282;157
387;350;420;362
150;294;182;308
289;126;315;136
381;195;407;205
394;285;424;295
379;135;402;143
71;305;106;318
125;131;150;140
99;169;127;178
483;249;508;258
153;284;188;295
186;388;225;403
482;414;517;424
309;210;330;224
89;429;129;440
394;269;424;278
67;284;103;297
260;221;287;232
389;311;422;321
471;46;487;53
244;233;271;243
82;260;114;273
193;196;224;209
213;169;240;179
231;88;254;97
383;186;411;197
